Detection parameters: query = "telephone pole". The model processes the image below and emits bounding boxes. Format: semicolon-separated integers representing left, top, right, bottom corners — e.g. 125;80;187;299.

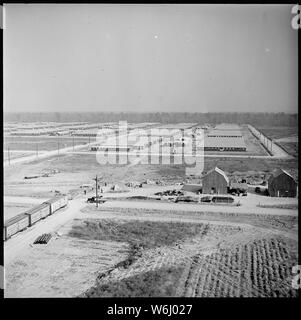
57;136;60;155
93;175;99;208
8;147;10;165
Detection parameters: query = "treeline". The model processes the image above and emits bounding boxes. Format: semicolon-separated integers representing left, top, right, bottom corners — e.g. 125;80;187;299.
4;112;298;127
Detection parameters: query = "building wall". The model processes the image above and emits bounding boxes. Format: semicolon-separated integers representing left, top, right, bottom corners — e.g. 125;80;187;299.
268;173;297;197
202;171;228;194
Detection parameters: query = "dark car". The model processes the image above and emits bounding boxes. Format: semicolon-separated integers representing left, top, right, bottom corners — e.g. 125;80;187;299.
212;196;234;203
87;196;106;204
255;187;261;193
201;196;212;203
175;195;197;203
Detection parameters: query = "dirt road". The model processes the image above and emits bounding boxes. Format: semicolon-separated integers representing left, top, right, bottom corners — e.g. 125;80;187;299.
5;194;297;264
4;197;85;264
98;199;298;216
3;132;129;166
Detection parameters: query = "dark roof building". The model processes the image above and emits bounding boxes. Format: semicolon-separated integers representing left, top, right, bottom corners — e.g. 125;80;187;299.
201;167;229;195
268;169;297;197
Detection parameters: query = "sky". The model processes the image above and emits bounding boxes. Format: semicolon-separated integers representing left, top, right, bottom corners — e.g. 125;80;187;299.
3;4;298;113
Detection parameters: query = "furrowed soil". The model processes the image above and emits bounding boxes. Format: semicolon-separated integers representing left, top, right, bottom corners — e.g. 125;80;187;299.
66;217;298;298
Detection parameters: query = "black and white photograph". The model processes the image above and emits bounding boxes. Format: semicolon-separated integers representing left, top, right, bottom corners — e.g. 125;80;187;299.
2;3;299;302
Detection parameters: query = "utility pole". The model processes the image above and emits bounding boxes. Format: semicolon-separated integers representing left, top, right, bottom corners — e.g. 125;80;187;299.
8;146;10;165
94;175;99;208
57;136;60;155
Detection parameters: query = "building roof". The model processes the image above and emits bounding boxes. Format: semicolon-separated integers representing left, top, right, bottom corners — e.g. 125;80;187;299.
269;169;296;181
4;213;28;227
44;195;67;204
201;167;229;183
204;136;246;148
25;202;49;214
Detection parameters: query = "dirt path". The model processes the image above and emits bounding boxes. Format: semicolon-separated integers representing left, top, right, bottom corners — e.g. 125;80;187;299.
4;197;85;264
3;132;129;166
79;208;297;242
99;199;298;216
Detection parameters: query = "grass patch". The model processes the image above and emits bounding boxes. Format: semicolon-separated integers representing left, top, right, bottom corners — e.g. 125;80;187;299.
70;219;206;297
257;204;298;210
257;127;298;140
83;265;185;297
68;219;207;250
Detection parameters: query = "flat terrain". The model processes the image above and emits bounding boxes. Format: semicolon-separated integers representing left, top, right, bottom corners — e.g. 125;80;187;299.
4;136;91;151
258;127;298;158
5;235;129;298
4;194;298;298
3;151;298;220
3;123;298;298
204;125;268;156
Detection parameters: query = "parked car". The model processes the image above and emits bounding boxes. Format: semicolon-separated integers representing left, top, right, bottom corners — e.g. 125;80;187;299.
212;196;234;203
175;195;197;203
87;196;106;204
255;187;261;193
200;196;212;203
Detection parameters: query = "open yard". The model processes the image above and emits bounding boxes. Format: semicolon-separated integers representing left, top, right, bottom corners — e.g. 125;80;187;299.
65;216;298;298
3;136;92;152
4;152;298;199
257;127;298;158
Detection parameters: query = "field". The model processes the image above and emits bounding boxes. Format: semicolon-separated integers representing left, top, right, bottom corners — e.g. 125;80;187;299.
4;203;34;220
64;217;298;298
257;127;298;158
4;152;298;201
3;136;92;152
4;122;299;298
5;233;129;298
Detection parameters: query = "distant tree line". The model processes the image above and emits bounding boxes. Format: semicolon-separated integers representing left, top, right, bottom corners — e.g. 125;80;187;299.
3;112;298;127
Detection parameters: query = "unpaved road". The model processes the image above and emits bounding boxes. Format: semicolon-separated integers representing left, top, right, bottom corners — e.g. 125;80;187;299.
66;150;292;159
98;199;298;216
79;209;297;242
4;197;85;264
3;141;101;167
5;195;297;264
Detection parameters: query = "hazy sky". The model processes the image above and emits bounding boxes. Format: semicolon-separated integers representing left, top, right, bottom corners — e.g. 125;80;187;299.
3;4;298;113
